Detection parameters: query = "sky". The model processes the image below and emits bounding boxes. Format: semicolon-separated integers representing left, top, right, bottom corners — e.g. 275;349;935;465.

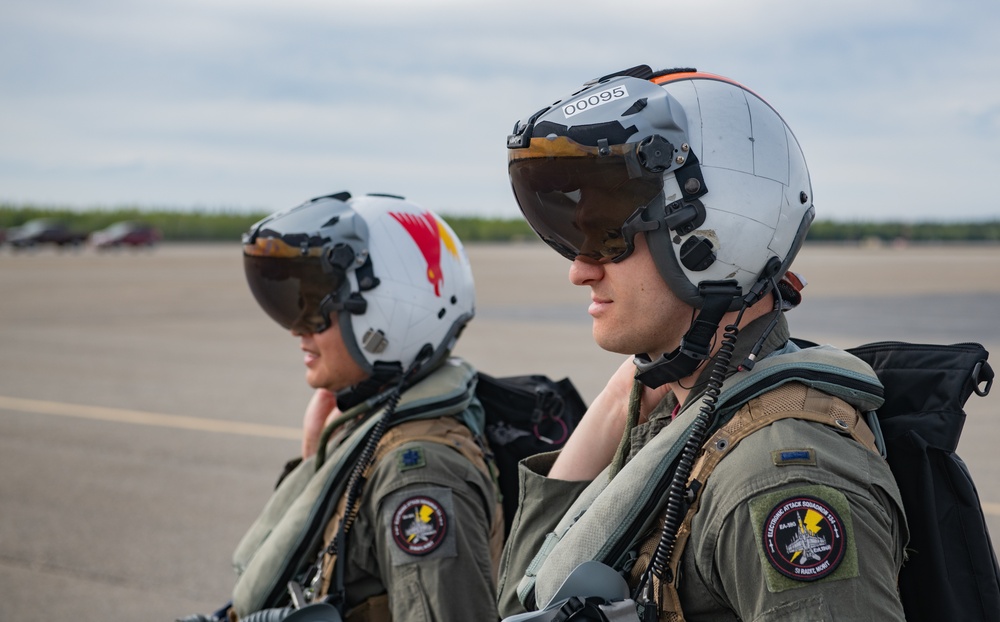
1;0;998;221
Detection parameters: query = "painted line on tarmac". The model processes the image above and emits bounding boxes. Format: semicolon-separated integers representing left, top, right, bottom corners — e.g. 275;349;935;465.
0;395;300;440
4;395;1000;515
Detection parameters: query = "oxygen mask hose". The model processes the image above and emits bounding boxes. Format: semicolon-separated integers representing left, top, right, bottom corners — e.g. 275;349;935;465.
634;307;745;609
313;350;432;610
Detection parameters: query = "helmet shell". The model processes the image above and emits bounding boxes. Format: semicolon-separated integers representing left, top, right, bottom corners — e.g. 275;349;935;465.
508;68;814;310
243;193;475;378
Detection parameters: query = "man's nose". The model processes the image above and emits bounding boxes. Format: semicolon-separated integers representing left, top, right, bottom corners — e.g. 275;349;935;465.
569;256;603;286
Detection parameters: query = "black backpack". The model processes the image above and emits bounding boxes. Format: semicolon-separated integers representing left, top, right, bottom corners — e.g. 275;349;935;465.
842;341;998;621
475;372;586;535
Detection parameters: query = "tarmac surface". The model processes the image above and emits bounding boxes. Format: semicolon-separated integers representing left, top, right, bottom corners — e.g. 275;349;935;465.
2;241;999;620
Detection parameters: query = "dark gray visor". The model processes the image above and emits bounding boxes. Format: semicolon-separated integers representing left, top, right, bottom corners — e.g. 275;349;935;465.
508;137;663;262
243;243;346;334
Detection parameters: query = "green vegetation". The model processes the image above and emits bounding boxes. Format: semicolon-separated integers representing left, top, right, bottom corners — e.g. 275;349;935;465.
807;220;1000;243
0;204;269;242
436;216;537;243
1;203;998;243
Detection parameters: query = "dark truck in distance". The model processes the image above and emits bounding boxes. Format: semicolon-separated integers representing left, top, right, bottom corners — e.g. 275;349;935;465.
6;219;89;249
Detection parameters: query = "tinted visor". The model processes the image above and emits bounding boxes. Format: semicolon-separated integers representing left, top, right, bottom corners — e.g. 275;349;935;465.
508;136;663;262
243;240;346;334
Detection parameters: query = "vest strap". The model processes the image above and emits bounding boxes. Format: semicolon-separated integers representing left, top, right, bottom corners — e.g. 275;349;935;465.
652;382;880;620
317;416;504;601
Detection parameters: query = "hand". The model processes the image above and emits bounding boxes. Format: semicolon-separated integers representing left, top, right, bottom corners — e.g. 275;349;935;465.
302;389;341;459
548;357;670;481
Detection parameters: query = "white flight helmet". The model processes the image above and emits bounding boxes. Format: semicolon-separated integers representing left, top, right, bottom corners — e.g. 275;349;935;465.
507;65;813;311
243;192;476;392
507;65;813;385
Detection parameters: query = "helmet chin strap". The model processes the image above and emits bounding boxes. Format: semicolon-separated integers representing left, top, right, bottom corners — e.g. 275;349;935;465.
336;361;405;411
335;344;436;411
633;282;742;389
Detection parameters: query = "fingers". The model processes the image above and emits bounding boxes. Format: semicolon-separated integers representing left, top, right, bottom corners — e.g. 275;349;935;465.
302;389;339;458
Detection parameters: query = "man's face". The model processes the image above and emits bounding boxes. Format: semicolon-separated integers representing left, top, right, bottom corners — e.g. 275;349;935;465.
294;323;369;392
569;233;692;359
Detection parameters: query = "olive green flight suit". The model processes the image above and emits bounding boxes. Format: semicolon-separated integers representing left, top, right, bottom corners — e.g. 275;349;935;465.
497;316;908;621
316;413;504;621
232;358;503;622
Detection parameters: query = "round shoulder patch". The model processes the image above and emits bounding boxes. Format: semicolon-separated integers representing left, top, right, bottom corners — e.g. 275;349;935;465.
390;495;449;556
761;494;846;581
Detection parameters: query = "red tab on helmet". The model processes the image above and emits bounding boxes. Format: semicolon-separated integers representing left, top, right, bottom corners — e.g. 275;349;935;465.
389;211;448;297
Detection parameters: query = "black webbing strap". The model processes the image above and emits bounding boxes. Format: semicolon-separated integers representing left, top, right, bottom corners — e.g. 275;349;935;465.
634;283;740;388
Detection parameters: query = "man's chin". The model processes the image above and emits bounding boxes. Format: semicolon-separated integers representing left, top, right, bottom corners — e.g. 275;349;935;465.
304;372;326;390
592;330;635;357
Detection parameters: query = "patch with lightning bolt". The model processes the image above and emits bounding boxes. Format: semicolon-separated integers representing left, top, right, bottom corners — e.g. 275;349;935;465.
385;487;456;564
749;485;858;591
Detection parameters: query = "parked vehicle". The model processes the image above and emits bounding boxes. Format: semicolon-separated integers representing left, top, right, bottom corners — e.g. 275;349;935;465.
6;219;89;249
90;221;162;249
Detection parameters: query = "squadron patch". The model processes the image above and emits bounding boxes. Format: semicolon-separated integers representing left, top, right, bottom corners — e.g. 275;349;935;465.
749;485;858;592
762;495;845;580
383;487;458;565
392;495;448;555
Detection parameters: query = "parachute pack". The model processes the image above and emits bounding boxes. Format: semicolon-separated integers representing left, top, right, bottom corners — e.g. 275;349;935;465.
475;372;587;534
805;340;999;621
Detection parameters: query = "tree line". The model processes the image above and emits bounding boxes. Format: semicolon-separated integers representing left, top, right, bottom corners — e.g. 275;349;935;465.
1;204;998;244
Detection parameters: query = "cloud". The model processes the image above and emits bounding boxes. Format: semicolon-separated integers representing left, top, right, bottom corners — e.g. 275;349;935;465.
1;0;997;220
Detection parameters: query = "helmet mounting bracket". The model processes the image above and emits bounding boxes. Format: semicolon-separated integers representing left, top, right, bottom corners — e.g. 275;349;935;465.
634;281;742;388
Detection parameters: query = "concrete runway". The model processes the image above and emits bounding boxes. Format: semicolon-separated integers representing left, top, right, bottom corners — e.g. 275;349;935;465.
2;242;999;620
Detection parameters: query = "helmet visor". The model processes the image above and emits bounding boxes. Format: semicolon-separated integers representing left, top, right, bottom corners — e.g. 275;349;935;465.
508;136;664;262
243;240;345;334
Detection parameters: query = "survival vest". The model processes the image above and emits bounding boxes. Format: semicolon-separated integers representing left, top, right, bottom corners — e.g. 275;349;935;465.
229;360;486;618
314;415;506;619
515;341;998;622
228;359;585;620
515;343;886;608
632;381;884;621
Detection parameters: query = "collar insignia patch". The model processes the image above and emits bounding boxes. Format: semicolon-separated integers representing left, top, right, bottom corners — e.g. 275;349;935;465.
398;447;426;471
771;448;816;466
